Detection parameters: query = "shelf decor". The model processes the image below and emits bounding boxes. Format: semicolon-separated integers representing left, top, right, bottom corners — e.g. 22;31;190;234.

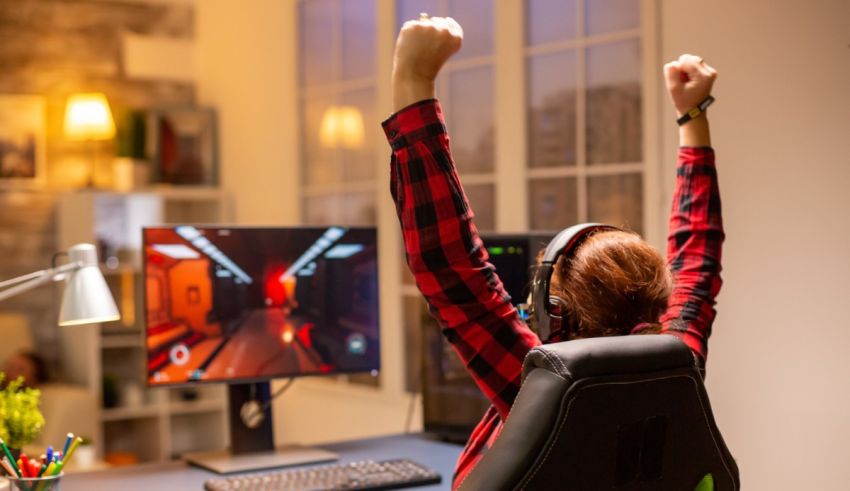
0;94;46;188
151;107;218;186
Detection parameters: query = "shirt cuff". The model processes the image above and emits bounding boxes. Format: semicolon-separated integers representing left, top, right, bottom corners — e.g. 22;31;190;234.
678;146;715;167
381;99;447;151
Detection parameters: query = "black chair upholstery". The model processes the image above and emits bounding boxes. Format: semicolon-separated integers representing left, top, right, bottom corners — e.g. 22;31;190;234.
458;335;739;491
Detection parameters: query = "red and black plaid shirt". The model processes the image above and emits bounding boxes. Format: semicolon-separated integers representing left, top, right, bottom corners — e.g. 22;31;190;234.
382;99;724;490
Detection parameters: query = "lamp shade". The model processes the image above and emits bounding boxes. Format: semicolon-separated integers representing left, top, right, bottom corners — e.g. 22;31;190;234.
64;93;116;141
58;244;120;326
319;106;365;149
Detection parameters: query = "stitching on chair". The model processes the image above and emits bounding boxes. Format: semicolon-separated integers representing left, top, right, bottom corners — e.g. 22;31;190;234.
518;373;737;490
537;349;569;378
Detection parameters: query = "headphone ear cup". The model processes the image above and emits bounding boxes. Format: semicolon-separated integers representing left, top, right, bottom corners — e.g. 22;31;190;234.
547;295;568;338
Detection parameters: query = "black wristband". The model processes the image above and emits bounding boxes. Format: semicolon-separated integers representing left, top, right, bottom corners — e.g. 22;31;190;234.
677;95;715;126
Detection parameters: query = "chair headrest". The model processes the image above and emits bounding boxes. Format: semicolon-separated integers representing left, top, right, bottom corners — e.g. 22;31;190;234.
522;334;696;383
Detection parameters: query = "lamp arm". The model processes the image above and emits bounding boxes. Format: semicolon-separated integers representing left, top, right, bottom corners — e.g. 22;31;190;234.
0;262;82;303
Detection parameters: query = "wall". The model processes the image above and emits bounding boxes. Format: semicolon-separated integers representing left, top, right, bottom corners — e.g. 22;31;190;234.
194;0;300;226
0;0;195;369
660;0;850;489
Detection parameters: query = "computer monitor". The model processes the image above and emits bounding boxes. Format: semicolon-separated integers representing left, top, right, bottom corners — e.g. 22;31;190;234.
143;226;379;472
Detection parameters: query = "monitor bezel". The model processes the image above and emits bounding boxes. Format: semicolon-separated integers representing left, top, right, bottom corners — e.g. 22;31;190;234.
142;225;381;388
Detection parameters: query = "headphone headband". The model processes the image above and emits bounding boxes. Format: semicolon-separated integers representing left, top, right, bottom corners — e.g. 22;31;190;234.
531;223;621;341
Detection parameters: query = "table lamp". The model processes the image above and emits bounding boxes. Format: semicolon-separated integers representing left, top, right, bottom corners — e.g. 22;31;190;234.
0;244;120;326
64;93;116;187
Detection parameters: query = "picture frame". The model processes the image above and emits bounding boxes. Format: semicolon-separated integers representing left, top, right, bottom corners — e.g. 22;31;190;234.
149;107;218;186
0;94;47;188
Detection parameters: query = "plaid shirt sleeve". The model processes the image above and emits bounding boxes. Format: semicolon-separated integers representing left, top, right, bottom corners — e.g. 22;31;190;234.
382;99;541;418
660;147;725;366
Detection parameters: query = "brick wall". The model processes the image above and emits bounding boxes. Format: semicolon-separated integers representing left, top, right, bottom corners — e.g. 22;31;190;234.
0;0;196;372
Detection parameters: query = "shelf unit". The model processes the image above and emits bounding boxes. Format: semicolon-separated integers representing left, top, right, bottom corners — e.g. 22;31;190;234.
55;188;233;464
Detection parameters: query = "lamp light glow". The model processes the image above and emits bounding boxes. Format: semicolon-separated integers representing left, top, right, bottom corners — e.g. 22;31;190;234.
319;106;365;149
63;93;116;141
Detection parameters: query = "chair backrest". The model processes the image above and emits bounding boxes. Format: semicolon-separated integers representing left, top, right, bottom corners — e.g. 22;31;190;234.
459;335;740;491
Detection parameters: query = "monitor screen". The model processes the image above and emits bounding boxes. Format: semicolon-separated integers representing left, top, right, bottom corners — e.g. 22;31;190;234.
143;226;379;386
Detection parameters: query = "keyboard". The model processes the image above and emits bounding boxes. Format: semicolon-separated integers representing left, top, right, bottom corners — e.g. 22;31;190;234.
203;458;442;491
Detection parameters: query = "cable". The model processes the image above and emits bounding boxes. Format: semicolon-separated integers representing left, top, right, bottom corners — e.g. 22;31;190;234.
239;379;296;429
260;378;295;414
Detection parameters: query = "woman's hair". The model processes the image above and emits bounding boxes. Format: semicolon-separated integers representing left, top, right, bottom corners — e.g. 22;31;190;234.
548;230;672;340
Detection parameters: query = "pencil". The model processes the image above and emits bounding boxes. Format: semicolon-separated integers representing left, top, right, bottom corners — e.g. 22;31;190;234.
0;438;21;477
0;457;16;476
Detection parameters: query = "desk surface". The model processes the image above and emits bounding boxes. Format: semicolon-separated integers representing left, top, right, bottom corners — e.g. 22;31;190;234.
62;434;462;490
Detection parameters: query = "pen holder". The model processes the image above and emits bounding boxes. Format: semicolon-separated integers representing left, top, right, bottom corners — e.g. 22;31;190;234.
4;472;62;491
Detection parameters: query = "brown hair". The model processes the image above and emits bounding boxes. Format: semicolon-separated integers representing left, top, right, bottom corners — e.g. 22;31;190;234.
547;230;671;340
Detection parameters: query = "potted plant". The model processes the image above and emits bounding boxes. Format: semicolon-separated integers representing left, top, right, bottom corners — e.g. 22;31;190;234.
0;374;45;455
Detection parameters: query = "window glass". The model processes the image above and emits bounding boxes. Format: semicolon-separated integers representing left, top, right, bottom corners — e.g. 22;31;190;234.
525;0;577;45
586;0;640;36
587;173;643;234
341;0;376;80
529;177;578;231
340;88;377;182
446;66;494;174
586;39;642;165
299;0;335;87
447;0;493;59
527;50;578;168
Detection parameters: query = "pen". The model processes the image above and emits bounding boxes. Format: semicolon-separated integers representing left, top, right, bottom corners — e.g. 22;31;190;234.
0;438;22;477
37;462;47;478
52;436;83;476
61;433;74;459
45;446;53;465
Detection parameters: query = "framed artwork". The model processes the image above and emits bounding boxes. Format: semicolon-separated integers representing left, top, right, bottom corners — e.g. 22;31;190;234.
0;95;46;188
150;107;218;186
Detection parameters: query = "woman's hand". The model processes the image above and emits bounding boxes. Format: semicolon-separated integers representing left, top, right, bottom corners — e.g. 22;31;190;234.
664;54;717;147
392;15;463;111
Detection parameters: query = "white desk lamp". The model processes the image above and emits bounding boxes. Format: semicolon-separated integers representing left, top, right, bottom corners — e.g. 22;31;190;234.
0;243;120;326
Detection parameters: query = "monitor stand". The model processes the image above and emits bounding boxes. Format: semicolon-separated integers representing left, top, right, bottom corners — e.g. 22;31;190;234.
184;382;338;474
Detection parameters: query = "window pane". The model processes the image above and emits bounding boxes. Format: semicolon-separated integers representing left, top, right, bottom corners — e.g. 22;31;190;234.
587;173;642;234
464;183;495;232
341;191;376;225
586;0;640;36
586;39;642;165
340;88;376;182
299;0;335;87
446;67;494;174
396;0;439;28
304;191;376;226
302;95;339;186
525;0;577;45
448;0;493;59
342;0;376;80
529;177;577;231
527;50;577;168
304;194;342;225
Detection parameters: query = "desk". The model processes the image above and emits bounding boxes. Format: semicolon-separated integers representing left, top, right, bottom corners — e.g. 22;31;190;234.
62;434;462;490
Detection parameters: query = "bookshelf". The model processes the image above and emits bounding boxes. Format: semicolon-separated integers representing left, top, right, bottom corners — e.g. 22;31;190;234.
55;188;233;464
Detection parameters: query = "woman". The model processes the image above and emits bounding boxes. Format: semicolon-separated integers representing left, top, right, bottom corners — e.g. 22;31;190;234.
383;15;722;489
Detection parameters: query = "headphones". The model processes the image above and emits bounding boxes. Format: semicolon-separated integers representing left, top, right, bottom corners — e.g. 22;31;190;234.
528;223;621;341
